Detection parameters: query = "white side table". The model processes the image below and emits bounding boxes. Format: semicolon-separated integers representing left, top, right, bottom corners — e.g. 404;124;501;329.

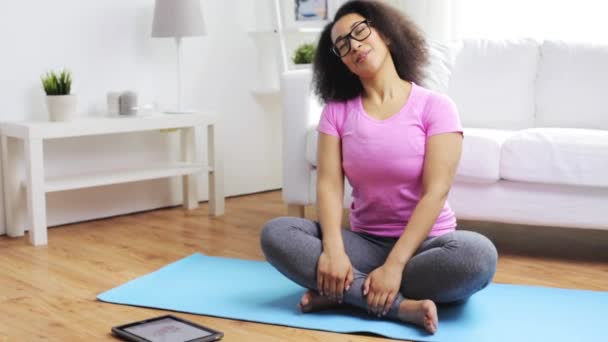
1;113;225;246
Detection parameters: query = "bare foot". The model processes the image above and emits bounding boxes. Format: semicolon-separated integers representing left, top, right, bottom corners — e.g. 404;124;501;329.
397;299;438;334
298;290;341;313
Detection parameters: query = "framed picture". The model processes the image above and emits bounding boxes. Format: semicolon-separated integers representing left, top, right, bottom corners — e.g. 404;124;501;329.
282;0;345;29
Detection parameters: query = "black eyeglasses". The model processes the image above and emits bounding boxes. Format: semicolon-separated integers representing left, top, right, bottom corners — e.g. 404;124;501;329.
331;20;372;58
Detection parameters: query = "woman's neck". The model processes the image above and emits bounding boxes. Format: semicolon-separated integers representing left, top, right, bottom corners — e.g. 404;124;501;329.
360;56;409;105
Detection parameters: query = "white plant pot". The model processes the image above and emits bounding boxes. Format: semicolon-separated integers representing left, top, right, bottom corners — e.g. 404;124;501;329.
46;95;77;122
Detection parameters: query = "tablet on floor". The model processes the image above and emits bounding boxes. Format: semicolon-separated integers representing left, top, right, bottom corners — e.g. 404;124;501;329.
112;315;223;342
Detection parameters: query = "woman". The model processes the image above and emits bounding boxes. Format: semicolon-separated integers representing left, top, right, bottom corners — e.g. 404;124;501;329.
261;0;497;334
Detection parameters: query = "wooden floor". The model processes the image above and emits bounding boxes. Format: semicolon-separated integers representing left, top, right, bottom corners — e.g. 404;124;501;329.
1;190;607;341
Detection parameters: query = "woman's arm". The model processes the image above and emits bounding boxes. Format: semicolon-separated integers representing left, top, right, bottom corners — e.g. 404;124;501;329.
385;132;463;268
364;132;462;316
317;132;345;253
316;132;354;302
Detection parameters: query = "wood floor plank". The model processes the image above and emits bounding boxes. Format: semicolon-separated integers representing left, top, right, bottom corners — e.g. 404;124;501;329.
0;190;606;341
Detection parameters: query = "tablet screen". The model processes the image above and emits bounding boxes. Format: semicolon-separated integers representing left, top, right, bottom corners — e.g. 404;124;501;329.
124;317;213;342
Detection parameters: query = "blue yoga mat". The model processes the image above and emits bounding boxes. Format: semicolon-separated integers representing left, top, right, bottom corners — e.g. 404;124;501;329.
98;253;607;341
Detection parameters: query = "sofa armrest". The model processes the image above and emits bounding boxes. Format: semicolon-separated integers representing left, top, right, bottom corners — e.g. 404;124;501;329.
281;69;323;205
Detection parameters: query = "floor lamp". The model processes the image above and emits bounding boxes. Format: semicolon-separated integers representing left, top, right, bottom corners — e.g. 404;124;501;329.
152;0;205;114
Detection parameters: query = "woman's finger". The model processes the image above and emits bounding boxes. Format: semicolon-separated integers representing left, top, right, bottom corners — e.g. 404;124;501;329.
371;291;382;315
366;291;376;314
346;268;354;291
336;277;344;303
383;293;396;316
329;274;338;301
363;277;370;296
317;272;324;296
324;274;331;298
377;292;389;316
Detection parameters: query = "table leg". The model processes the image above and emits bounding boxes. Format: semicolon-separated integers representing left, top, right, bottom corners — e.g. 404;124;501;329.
207;123;224;216
1;136;26;237
181;127;199;210
24;138;47;246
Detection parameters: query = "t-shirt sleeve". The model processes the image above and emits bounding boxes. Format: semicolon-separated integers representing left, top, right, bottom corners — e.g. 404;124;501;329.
422;94;463;137
317;102;341;137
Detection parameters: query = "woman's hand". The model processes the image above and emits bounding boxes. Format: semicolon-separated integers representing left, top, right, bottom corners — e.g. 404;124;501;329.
363;263;403;316
317;250;354;303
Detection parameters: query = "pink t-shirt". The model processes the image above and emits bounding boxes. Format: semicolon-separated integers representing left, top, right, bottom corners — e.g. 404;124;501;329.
317;83;463;238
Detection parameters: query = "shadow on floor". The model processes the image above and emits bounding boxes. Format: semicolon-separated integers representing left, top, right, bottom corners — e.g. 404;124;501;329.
459;220;608;262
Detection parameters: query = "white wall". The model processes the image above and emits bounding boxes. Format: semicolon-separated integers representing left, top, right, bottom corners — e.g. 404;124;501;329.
0;0;283;234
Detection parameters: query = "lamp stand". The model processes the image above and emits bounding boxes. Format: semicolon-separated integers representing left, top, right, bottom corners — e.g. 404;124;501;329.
164;37;196;114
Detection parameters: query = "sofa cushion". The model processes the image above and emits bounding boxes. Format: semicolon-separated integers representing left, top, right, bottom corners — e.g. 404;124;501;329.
457;128;515;183
536;41;608;130
447;39;539;129
305;127;318;167
420;40;463;94
501;128;608;187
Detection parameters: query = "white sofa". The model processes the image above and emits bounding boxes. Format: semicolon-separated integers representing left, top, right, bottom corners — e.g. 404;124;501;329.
281;39;608;230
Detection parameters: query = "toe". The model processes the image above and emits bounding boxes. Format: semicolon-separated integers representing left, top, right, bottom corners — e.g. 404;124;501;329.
424;317;436;334
300;291;312;306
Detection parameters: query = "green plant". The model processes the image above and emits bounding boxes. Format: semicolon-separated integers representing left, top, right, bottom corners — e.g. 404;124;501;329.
41;69;72;95
292;43;316;65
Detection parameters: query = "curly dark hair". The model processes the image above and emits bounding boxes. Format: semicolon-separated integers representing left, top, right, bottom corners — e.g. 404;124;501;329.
312;0;428;103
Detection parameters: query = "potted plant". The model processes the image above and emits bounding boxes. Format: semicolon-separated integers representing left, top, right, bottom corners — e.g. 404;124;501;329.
292;43;316;69
41;69;76;121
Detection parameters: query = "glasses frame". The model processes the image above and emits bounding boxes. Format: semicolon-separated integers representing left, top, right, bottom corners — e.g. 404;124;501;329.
331;20;373;58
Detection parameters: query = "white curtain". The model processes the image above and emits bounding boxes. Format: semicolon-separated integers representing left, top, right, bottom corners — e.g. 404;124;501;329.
392;0;608;43
452;0;608;42
391;0;453;41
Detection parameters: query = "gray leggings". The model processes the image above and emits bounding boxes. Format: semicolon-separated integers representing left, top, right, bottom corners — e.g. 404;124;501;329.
260;217;498;319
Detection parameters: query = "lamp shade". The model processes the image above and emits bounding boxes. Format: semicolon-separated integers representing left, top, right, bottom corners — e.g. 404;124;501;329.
152;0;205;38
